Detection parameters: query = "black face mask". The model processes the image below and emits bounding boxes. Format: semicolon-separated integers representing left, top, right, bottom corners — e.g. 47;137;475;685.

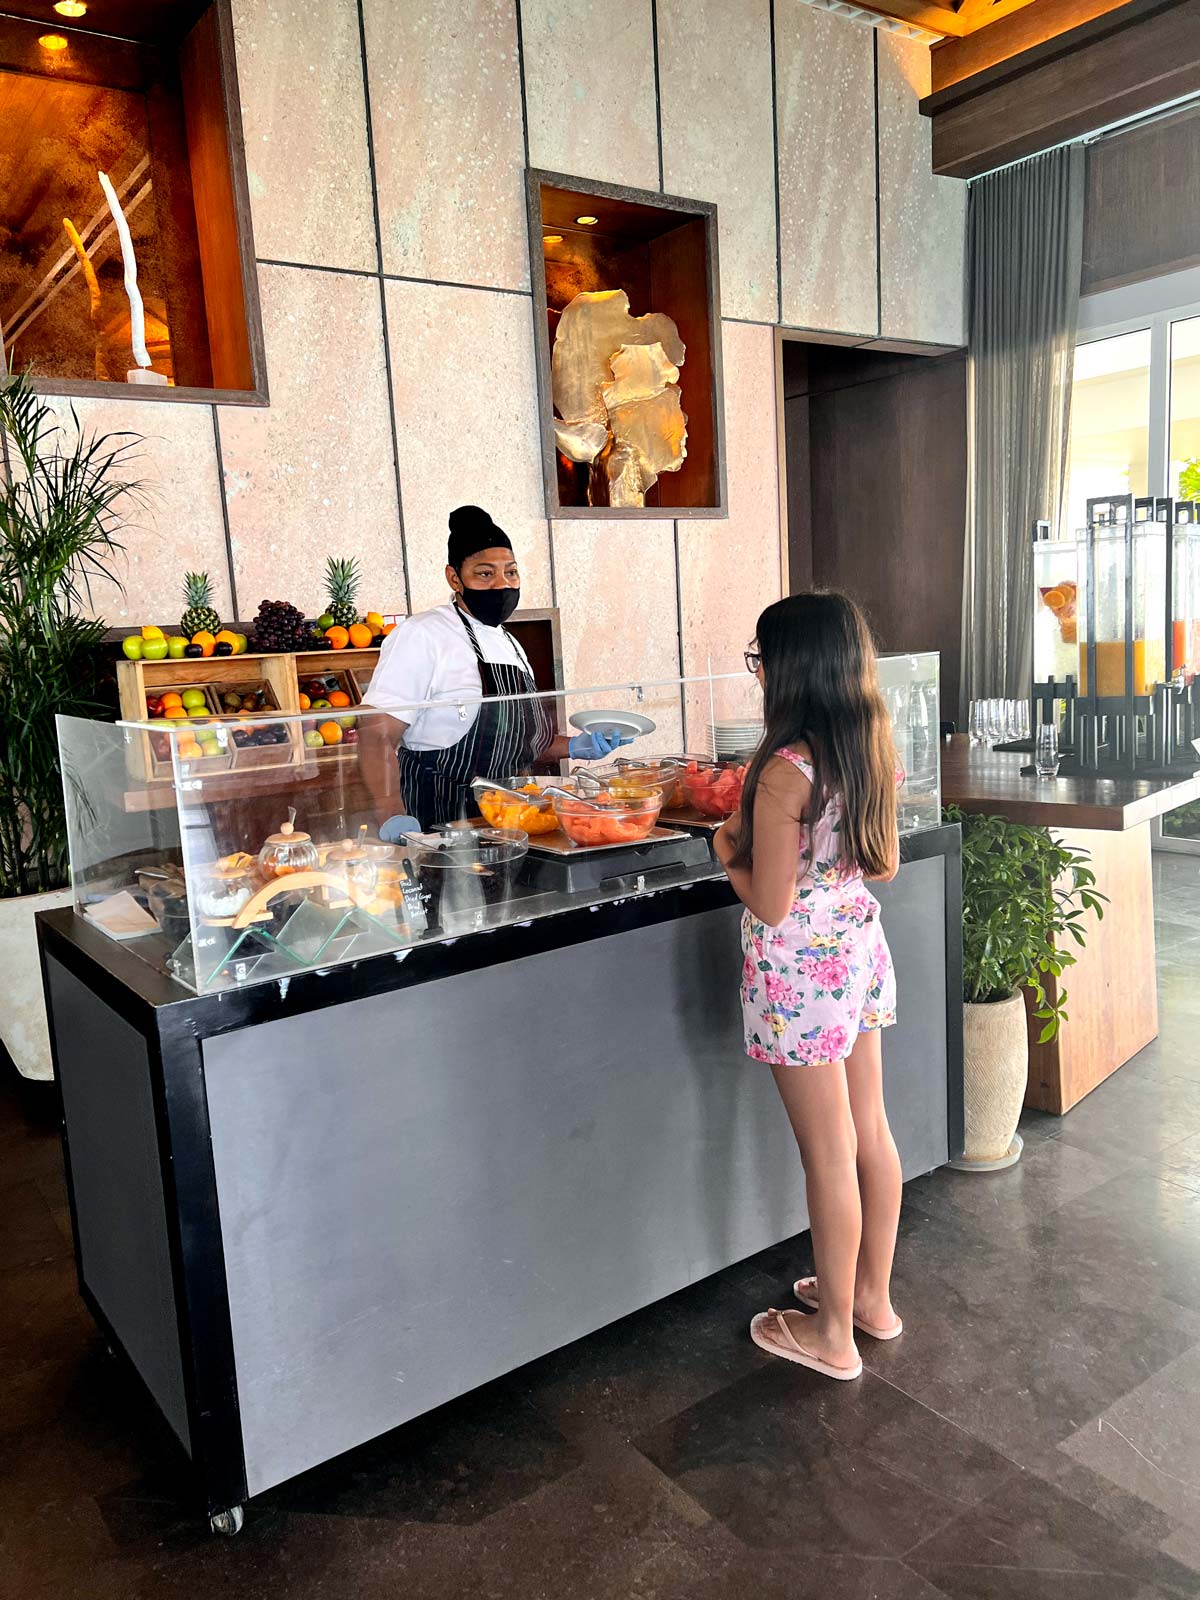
458;585;520;627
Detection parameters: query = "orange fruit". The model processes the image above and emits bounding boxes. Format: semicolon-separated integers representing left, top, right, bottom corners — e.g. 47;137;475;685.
164;707;188;720
298;693;311;711
177;738;202;758
348;622;373;649
161;691;183;709
215;629;240;649
382;622;396;636
1041;587;1066;612
318;720;343;745
328;690;351;708
325;626;349;650
191;630;216;657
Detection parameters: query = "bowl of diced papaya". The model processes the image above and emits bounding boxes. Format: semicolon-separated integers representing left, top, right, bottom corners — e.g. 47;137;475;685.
476;783;560;835
552;783;662;847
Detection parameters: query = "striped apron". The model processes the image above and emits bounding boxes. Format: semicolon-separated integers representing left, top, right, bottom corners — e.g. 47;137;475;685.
397;604;554;830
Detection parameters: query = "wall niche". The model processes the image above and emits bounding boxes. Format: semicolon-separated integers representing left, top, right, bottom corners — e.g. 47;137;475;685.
0;0;266;403
525;168;726;519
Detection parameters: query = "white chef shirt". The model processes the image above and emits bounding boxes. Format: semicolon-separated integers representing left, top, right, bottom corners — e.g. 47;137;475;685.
361;602;535;751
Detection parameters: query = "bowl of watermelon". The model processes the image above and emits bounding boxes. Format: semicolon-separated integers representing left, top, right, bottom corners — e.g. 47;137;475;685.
681;759;748;818
552;784;663;848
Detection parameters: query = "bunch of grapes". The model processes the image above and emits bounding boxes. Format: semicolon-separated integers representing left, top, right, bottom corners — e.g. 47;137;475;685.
251;599;309;652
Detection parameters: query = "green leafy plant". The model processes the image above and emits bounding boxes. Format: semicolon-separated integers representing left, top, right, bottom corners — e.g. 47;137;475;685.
0;369;142;898
944;805;1105;1042
1180;459;1200;503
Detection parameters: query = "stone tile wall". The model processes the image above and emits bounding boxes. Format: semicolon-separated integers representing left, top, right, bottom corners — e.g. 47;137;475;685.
45;0;964;741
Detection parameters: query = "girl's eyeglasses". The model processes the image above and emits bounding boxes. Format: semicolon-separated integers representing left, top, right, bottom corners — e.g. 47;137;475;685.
744;648;762;674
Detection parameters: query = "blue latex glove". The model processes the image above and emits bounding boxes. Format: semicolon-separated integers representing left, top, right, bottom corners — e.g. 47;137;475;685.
379;814;422;843
569;727;634;761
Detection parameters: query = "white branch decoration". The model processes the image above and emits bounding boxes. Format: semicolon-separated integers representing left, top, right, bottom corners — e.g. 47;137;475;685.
98;169;150;369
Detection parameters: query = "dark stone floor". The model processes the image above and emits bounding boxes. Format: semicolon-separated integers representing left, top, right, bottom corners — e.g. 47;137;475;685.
4;855;1200;1597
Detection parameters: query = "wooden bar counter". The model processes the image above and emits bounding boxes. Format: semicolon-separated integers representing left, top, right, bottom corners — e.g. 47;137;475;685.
941;735;1200;1113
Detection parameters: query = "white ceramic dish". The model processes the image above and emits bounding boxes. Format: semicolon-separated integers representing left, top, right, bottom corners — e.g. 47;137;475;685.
568;709;657;739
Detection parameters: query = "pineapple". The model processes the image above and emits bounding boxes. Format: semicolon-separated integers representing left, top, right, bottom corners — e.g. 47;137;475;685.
180;571;222;638
324;556;361;631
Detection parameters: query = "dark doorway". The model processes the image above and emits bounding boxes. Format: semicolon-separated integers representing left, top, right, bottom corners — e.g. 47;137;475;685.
782;339;968;724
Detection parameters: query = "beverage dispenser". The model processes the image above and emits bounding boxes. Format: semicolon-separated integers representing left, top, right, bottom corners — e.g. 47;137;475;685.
1032;521;1080;690
1079;496;1164;702
1166;498;1200;681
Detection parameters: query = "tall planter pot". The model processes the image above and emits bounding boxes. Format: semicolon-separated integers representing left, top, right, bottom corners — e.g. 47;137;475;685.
0;888;74;1081
954;990;1027;1171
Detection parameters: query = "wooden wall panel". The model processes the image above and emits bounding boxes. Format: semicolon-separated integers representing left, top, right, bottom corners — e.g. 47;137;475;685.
1083;106;1200;293
787;343;967;721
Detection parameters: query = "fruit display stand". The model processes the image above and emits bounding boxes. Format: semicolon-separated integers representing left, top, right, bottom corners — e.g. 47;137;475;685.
115;647;381;805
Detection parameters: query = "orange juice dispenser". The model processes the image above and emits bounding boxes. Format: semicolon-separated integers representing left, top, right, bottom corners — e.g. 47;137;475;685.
1080;496;1165;702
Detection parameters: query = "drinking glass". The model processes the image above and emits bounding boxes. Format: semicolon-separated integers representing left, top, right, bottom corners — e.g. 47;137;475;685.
1034;722;1060;777
969;700;986;744
986;699;1005;743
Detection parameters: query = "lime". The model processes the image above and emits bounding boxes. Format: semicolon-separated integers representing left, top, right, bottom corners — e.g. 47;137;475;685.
181;689;207;710
316;613;335;630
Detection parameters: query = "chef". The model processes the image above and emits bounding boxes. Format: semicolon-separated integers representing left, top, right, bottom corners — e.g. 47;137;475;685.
360;505;631;830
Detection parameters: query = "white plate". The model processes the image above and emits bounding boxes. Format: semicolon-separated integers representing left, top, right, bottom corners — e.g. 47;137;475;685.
569;709;657;738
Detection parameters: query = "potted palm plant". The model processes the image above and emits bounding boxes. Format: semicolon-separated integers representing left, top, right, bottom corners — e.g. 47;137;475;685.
944;805;1104;1169
0;370;141;1082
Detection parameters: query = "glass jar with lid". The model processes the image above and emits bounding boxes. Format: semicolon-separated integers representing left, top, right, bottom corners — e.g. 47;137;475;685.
194;853;259;921
322;827;378;901
257;808;319;879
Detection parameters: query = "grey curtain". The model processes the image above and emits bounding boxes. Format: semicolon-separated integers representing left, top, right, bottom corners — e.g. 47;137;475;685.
961;145;1085;712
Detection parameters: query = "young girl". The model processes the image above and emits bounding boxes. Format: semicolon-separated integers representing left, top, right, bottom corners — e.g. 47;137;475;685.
714;591;904;1382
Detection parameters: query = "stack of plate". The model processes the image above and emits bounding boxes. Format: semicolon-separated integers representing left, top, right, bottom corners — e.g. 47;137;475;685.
708;720;763;761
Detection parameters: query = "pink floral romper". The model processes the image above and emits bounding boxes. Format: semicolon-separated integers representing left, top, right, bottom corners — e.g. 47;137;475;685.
741;748;897;1066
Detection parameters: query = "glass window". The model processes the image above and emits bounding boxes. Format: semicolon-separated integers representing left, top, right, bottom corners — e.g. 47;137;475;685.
1064;329;1152;536
1169;315;1200;505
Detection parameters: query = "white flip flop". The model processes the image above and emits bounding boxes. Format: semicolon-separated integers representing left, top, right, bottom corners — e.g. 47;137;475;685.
749;1310;863;1380
793;1276;903;1341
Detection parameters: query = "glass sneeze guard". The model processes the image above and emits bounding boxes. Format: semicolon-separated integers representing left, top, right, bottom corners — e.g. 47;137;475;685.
58;654;942;995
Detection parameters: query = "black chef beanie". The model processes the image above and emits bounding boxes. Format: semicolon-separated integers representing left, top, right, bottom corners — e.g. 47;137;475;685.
447;505;512;570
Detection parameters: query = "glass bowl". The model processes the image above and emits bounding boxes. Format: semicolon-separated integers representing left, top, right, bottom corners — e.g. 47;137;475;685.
475;782;559;835
412;826;529;928
552;785;662;847
680;759;748;818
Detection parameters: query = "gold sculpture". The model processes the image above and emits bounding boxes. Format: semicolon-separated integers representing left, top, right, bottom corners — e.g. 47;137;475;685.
551;289;687;508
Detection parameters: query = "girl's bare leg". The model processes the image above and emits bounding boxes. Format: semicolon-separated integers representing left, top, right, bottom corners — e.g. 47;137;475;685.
844;1029;901;1329
768;1060;860;1369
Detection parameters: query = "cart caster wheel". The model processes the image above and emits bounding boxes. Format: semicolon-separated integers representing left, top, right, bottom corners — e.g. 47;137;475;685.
209;1505;244;1536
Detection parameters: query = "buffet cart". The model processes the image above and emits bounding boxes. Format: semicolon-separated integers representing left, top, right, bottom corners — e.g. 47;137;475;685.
39;658;961;1532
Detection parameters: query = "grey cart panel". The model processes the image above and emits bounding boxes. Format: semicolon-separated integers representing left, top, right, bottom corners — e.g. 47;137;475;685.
46;956;191;1453
206;874;949;1498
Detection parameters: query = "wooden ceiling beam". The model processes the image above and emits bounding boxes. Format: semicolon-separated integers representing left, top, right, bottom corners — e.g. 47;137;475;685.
848;0;969;37
954;0;1040;27
931;0;1137;91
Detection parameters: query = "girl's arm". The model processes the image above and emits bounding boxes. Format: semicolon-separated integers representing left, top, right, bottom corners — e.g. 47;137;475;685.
715;757;806;927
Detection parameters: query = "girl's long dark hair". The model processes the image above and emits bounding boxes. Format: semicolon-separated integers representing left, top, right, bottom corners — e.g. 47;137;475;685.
729;591;897;877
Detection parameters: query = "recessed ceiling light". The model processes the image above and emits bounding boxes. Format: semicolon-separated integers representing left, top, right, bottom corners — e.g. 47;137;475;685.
542;234;563;246
575;215;599;226
38;31;69;49
54;0;88;16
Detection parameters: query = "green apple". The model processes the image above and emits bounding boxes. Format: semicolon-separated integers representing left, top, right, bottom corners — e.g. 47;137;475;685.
188;708;209;719
167;635;189;659
312;698;331;710
337;715;356;730
233;633;249;655
121;635;144;660
142;638;169;661
181;688;207;710
304;729;325;749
